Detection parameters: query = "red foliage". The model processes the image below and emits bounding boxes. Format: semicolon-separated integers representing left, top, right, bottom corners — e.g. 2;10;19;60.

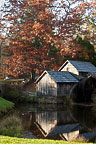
3;0;58;77
1;0;95;77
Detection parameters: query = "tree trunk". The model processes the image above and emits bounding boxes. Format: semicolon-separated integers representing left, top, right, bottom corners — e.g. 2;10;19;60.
30;69;35;82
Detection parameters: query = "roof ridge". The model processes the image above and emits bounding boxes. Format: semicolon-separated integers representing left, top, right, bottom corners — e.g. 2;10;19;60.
68;59;93;63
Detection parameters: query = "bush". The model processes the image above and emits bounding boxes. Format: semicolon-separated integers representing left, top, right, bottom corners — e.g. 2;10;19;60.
3;85;37;103
25;95;37;103
0;115;23;137
3;85;21;99
3;85;26;103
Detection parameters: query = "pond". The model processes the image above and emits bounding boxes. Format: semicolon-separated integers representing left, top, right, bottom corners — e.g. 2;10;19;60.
14;104;96;142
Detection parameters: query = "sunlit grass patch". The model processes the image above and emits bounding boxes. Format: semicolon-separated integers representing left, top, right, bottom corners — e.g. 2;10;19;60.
0;97;14;113
0;136;94;144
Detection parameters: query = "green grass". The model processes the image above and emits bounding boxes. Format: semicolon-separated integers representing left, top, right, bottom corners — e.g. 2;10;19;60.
0;136;94;144
0;97;14;112
0;115;23;137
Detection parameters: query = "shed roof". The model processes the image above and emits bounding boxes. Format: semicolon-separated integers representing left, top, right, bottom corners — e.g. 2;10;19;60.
59;60;96;73
36;71;79;83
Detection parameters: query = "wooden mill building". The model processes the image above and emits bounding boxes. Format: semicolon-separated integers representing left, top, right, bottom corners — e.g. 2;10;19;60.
36;60;96;103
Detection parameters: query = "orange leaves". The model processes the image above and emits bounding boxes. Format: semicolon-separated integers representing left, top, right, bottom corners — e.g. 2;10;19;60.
12;41;18;45
3;0;57;76
3;0;94;78
33;21;43;34
19;31;25;35
59;39;93;61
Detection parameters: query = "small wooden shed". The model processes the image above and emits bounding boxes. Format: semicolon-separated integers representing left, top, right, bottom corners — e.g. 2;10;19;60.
58;60;96;77
36;71;79;103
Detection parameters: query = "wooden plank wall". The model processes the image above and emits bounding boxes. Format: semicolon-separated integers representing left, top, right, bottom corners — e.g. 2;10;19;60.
61;62;79;75
36;73;57;97
57;83;75;96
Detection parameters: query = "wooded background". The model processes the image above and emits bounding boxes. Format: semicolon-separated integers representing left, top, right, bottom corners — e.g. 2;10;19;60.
0;0;96;80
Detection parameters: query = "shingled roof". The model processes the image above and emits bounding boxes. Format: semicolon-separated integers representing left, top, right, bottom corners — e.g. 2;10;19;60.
36;71;79;83
59;60;96;73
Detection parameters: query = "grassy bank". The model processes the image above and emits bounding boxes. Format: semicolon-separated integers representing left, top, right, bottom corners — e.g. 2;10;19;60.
0;136;94;144
0;97;14;113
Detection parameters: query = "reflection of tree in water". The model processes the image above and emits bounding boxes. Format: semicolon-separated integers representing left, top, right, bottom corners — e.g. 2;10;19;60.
72;105;96;131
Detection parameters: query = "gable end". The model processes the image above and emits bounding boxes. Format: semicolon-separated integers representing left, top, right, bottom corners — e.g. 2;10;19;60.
58;60;79;75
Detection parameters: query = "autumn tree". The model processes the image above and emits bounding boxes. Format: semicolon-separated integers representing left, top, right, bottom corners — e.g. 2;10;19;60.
54;0;96;62
76;36;96;64
2;0;59;80
80;13;96;47
78;0;96;46
1;0;96;80
0;34;8;79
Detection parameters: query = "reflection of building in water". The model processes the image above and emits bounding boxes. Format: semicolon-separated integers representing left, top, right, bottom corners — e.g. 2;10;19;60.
35;111;57;136
18;105;96;142
34;111;79;140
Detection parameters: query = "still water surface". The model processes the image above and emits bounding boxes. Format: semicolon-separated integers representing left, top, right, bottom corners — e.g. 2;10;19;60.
15;104;96;142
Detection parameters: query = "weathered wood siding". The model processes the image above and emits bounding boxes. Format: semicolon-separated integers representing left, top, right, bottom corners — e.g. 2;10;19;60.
61;62;79;75
36;72;77;103
57;83;75;96
36;73;57;97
